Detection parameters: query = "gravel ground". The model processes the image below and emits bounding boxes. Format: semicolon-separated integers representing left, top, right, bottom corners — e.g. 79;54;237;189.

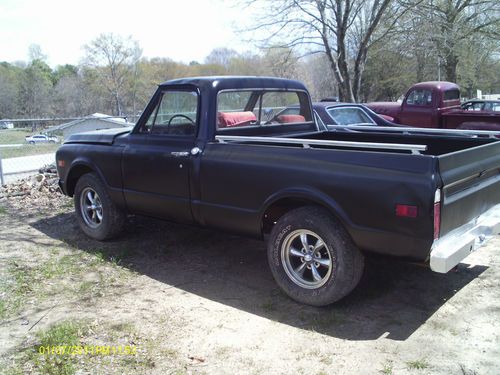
0;182;499;374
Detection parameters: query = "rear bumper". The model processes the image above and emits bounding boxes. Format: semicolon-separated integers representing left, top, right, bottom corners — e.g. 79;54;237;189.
430;204;500;273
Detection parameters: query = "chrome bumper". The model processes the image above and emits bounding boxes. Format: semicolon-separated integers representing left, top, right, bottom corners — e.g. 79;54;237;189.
430;204;500;273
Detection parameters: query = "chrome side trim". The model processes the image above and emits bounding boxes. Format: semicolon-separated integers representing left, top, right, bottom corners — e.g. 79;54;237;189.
430;204;500;273
327;125;499;138
215;135;427;154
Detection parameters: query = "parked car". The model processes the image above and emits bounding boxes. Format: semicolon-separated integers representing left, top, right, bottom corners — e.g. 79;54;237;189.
313;102;402;129
461;99;500;112
25;134;59;144
366;81;500;131
276;102;404;132
56;76;500;306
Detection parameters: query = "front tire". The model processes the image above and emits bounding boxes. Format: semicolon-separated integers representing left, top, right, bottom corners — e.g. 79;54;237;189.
267;206;364;306
74;173;125;240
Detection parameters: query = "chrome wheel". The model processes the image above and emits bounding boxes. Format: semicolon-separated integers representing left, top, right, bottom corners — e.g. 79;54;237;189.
281;229;333;289
80;187;103;228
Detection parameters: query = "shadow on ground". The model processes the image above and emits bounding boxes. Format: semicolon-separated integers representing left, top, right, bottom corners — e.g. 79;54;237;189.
31;212;486;341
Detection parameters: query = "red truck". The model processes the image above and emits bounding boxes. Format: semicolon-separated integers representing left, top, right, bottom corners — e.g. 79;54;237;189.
366;81;500;131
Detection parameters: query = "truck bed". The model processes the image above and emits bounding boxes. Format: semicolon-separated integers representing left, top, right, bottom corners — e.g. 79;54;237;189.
214;130;499;256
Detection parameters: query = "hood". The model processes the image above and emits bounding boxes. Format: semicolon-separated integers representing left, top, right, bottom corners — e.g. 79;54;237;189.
64;127;133;145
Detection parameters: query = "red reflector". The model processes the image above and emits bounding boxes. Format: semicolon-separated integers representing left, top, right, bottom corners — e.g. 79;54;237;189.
57;160;65;167
395;204;418;218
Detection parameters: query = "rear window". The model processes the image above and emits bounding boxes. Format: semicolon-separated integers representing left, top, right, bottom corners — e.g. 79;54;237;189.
217;90;312;129
326;107;375;125
444;89;460;101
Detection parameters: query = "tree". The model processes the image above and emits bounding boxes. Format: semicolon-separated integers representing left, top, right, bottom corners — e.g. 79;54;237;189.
245;0;412;101
28;44;48;63
83;33;142;116
17;59;53;120
0;63;23;118
426;0;498;82
205;48;239;68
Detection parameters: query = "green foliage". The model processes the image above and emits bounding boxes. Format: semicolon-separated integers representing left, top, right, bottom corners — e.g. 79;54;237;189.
37;321;85;348
406;359;429;370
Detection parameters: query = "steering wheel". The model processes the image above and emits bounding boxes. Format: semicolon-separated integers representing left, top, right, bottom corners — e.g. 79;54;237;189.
168;114;195;125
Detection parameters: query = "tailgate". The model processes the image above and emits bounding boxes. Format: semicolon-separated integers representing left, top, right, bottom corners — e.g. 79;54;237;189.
437;140;500;237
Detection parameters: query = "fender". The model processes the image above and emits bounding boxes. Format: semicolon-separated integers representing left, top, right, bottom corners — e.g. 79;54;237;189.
259;186;355;233
65;157;127;209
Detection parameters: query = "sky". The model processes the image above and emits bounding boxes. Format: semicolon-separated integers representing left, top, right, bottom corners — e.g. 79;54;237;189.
0;0;257;67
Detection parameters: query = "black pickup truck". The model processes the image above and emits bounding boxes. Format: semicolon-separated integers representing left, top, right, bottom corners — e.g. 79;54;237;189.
56;76;500;306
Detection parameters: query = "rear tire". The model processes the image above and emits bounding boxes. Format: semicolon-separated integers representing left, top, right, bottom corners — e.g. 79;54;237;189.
267;206;364;306
74;173;125;240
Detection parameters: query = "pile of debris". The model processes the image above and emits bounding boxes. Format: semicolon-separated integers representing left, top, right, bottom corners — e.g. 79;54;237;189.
0;164;61;204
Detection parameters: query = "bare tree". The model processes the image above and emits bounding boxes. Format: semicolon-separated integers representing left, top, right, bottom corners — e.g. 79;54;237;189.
244;0;412;101
418;0;500;82
83;33;142;116
205;48;239;68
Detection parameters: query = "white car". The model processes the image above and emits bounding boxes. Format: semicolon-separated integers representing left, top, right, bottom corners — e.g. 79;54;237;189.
25;134;59;144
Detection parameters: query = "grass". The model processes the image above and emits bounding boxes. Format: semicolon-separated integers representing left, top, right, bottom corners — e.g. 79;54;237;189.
0;251;130;320
4;319;165;375
406;359;429;370
0;206;7;215
309;311;346;330
379;360;393;374
0;143;60;158
9;320;89;375
0;128;61;158
261;300;275;312
0;128;33;144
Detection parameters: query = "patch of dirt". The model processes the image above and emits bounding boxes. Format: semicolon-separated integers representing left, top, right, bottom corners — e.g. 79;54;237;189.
0;185;499;374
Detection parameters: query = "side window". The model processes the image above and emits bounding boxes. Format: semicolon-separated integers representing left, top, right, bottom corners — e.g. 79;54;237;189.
406;89;433;106
142;90;198;136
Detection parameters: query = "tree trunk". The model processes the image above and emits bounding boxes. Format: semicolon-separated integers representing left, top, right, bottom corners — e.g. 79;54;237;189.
444;53;458;82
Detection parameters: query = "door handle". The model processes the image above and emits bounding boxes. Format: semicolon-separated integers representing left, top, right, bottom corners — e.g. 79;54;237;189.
170;151;189;157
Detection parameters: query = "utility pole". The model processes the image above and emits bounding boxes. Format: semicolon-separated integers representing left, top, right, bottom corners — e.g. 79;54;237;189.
437;55;441;81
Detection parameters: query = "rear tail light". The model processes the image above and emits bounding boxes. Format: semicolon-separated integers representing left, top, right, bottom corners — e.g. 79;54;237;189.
434;189;441;240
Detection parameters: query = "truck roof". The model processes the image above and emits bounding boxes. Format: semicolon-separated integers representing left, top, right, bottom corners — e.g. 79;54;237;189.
160;76;308;92
411;81;459;92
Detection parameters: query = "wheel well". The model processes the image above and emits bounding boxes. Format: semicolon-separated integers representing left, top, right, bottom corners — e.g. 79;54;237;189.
262;198;327;235
66;165;94;196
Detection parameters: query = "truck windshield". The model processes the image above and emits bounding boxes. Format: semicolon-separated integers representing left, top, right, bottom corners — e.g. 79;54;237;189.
217;90;312;129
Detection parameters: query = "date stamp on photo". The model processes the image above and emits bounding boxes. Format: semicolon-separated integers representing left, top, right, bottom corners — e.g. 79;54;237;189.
38;345;137;356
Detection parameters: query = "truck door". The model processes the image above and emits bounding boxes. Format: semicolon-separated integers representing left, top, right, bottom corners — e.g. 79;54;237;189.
122;88;199;223
399;88;435;127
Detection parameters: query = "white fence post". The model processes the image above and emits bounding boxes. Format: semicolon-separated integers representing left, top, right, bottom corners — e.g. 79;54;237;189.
0;153;4;186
